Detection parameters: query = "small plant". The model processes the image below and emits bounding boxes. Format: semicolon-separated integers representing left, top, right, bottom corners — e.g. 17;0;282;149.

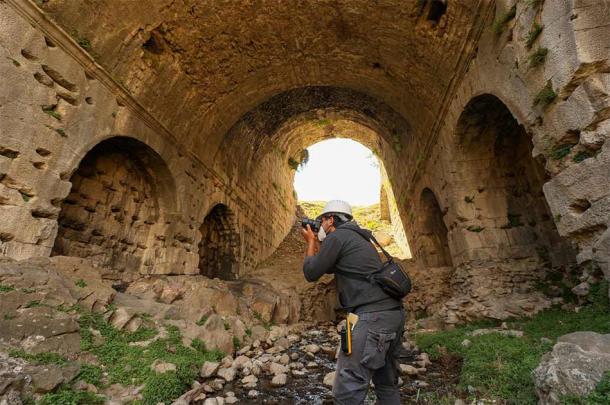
223;321;230;331
467;225;485;233
528;47;548;68
245;328;252;337
533;81;557;107
196;315;208;326
465;195;475;203
551;144;574;160
573;150;592;163
25;300;42;308
525;23;543;48
317;119;331;126
41;105;61;120
111;111;117;118
252;311;273;330
7;57;20;67
554;214;562;223
492;4;517;34
20;287;36;294
3;313;16;320
0;284;15;293
70;30;92;52
55;128;67;137
19;191;30;202
287;157;299;170
75;279;87;288
233;336;241;351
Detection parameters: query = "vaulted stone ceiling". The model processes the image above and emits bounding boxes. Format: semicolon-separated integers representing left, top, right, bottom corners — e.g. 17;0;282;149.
39;0;490;165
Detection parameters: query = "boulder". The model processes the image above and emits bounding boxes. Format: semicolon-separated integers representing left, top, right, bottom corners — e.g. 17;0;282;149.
200;361;220;378
217;367;237;382
533;332;610;404
271;373;287;386
323;371;336;388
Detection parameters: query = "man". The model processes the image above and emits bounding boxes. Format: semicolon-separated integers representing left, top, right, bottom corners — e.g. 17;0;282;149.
301;200;405;404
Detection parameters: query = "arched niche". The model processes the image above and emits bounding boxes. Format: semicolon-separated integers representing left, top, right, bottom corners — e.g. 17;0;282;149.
418;188;452;268
452;94;575;268
198;203;241;280
51;136;176;276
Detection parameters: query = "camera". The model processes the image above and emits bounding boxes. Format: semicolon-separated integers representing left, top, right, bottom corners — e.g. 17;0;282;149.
301;218;321;233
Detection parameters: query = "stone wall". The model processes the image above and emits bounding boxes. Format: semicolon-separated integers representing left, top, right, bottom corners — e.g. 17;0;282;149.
0;0;608;323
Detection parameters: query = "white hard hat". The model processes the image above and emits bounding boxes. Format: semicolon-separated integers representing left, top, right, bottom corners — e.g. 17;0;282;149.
318;200;353;220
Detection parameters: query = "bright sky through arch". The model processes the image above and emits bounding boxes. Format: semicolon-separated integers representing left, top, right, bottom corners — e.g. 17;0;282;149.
294;138;380;206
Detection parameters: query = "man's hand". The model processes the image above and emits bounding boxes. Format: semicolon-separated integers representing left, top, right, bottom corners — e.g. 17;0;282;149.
302;225;320;256
301;224;316;243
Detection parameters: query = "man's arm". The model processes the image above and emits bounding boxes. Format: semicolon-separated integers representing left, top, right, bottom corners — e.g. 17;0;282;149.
302;235;341;282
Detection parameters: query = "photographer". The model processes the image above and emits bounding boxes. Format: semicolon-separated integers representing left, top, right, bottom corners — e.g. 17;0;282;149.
301;200;405;405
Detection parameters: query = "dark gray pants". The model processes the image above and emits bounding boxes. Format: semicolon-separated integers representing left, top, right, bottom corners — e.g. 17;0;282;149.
332;308;405;404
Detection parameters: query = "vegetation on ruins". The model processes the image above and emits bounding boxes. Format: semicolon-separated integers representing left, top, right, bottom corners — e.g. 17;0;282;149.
46;308;226;405
492;4;517;34
533;81;557;107
528;47;548;68
525;23;543;49
415;281;610;404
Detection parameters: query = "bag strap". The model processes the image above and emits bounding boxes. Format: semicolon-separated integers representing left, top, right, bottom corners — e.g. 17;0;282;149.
341;226;394;263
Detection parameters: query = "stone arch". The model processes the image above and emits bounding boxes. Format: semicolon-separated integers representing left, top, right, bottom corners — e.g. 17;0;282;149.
451;93;575;268
51;136;176;276
418;188;452;268
197;203;241;280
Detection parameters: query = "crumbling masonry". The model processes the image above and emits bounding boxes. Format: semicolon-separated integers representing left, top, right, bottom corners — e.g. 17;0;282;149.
1;0;608;323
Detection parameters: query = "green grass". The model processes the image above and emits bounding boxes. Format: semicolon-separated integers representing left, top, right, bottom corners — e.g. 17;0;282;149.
0;284;15;293
525;23;543;48
8;349;67;366
492;4;517;34
415;282;610;404
78;311;223;405
528;47;548;68
75;279;87;288
38;385;104;405
78;363;103;387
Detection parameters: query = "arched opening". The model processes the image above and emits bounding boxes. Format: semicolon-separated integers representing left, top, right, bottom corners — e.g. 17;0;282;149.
453;94;575;269
418;188;452;268
198;204;240;280
52;137;174;276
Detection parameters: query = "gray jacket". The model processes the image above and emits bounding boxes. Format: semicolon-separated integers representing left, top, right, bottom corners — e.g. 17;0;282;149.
303;221;402;313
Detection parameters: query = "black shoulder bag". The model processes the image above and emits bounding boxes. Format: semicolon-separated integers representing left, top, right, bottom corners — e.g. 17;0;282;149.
336;227;412;300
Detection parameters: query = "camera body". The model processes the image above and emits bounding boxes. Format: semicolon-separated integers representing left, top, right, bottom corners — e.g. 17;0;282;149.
301;218;321;233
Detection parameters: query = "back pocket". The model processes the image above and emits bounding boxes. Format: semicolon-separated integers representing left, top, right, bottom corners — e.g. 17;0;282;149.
360;330;396;370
